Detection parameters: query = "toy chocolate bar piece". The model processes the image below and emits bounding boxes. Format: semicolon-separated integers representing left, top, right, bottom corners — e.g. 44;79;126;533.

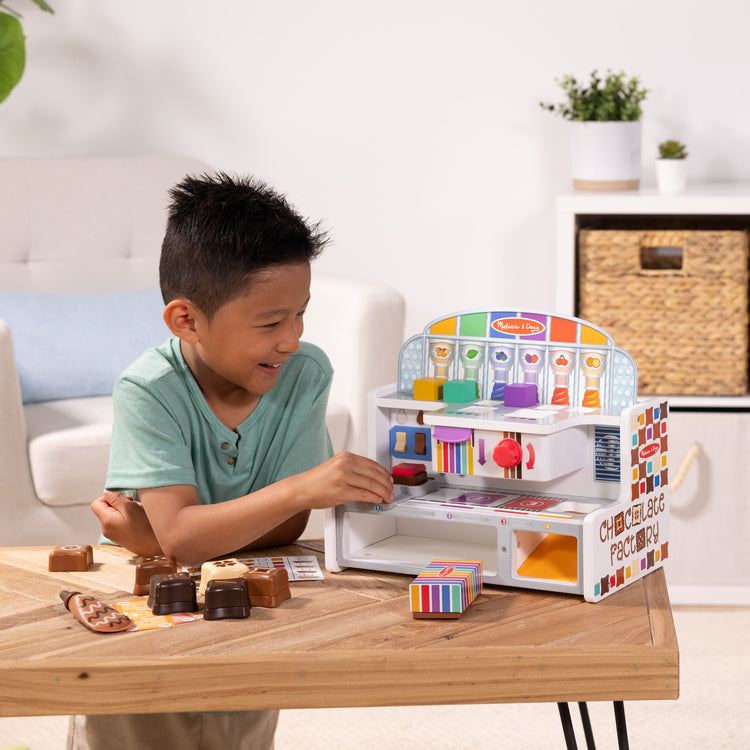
410;560;483;619
48;545;94;572
203;578;251;620
241;566;291;608
60;590;132;633
133;554;178;595
198;558;250;597
392;462;428;486
148;572;198;615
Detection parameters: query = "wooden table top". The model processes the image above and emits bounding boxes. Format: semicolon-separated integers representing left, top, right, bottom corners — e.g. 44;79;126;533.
0;543;678;717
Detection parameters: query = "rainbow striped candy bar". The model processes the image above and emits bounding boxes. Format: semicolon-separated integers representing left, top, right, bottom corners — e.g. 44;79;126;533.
410;559;483;619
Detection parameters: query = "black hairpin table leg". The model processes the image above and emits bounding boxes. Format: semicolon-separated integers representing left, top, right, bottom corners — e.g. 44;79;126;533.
614;701;630;750
559;702;629;749
558;702;578;749
578;702;596;749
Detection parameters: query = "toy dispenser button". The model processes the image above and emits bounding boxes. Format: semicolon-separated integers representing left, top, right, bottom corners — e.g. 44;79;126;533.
493;438;523;468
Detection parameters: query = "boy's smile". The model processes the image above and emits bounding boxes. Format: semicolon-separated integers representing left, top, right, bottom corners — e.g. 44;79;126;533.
176;261;312;425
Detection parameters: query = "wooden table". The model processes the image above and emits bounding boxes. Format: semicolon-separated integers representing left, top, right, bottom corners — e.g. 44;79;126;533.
0;542;678;719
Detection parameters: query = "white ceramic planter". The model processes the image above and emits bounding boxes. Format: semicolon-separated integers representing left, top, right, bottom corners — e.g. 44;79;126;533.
656;159;688;193
570;121;642;190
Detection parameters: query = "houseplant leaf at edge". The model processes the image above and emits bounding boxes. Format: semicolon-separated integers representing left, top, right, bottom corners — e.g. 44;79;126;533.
0;2;54;103
0;12;25;103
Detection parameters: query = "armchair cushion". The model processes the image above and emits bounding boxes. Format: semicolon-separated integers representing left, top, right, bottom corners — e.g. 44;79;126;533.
24;396;113;506
0;289;167;403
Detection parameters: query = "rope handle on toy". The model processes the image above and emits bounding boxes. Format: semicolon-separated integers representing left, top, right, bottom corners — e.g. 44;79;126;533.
670;442;701;497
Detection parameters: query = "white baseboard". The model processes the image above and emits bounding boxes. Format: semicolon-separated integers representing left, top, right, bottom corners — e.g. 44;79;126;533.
667;584;750;607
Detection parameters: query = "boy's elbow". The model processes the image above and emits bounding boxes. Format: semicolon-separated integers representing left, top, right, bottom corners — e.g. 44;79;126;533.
271;509;311;545
241;510;311;551
160;544;194;568
156;533;202;568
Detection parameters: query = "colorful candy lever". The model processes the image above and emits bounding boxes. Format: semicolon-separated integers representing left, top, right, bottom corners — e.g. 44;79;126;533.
550;348;575;406
520;346;544;386
458;343;484;381
429;341;454;379
581;351;606;408
489;345;513;400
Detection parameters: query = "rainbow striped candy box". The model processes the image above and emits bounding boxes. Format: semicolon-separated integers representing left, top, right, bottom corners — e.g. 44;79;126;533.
410;560;483;619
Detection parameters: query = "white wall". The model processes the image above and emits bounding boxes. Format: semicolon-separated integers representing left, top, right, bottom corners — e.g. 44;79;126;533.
3;0;749;334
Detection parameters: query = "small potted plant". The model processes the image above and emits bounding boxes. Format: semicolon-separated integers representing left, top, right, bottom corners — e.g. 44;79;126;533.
656;139;688;193
541;69;649;191
0;0;54;103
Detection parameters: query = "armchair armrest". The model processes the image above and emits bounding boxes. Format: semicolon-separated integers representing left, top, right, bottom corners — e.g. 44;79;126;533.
304;274;405;456
0;319;35;499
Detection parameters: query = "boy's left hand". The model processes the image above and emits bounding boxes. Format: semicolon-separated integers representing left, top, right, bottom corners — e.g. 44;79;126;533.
90;491;164;557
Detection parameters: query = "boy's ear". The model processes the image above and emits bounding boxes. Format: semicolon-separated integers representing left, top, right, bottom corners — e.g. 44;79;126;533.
163;298;201;342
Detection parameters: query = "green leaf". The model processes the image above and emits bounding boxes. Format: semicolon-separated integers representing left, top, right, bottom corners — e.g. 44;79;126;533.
0;12;25;103
28;0;55;13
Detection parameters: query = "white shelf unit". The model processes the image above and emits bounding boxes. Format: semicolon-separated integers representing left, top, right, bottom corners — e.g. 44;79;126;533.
555;185;750;605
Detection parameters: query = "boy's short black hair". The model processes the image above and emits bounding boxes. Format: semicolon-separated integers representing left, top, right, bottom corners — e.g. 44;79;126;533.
160;172;327;317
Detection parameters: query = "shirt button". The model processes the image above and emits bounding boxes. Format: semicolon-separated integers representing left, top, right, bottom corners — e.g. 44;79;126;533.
227;457;236;466
221;442;230;450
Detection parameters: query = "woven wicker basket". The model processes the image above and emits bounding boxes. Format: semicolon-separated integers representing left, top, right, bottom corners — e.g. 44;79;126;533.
578;228;749;395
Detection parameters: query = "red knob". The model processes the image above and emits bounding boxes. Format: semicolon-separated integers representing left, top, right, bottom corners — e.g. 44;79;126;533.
493;438;522;468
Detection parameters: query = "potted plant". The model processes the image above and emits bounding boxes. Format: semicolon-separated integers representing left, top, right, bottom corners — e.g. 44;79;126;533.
541;69;649;190
0;0;53;103
656;139;688;193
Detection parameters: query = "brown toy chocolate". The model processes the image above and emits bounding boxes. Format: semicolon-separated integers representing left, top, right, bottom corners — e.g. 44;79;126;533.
147;572;198;615
391;462;428;486
241;566;291;608
203;578;251;620
48;545;94;572
133;554;178;595
60;590;132;633
197;558;250;597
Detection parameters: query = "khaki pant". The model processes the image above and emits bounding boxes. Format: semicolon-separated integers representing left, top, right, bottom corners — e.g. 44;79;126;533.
67;710;279;750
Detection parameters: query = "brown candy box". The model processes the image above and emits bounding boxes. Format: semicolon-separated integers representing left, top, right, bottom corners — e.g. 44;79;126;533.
147;572;198;615
241;566;291;608
203;578;251;620
48;545;94;572
133;554;177;595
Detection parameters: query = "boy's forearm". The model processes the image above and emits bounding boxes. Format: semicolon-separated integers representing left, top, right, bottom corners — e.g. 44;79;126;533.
139;480;307;566
138;452;392;566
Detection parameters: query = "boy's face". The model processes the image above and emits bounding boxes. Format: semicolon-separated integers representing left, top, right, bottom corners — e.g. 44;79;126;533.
187;261;311;405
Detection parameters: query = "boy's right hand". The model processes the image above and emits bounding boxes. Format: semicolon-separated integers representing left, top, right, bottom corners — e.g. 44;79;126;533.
90;491;165;557
292;452;394;510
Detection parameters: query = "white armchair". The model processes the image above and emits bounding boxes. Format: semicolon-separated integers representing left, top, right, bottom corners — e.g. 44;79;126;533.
0;157;404;546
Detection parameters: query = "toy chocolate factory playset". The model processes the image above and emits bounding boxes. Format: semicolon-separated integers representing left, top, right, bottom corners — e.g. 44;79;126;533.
326;308;670;603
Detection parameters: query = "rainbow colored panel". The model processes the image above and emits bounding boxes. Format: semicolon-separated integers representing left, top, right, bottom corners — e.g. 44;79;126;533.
436;438;474;475
410;559;483;616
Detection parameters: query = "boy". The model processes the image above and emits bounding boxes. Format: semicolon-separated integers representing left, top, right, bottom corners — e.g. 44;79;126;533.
71;173;393;750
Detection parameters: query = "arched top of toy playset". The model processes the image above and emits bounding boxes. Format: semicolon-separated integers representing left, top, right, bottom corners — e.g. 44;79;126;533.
421;309;613;345
397;308;638;411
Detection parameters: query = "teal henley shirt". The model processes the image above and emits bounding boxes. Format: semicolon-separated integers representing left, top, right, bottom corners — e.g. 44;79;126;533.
106;338;334;504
